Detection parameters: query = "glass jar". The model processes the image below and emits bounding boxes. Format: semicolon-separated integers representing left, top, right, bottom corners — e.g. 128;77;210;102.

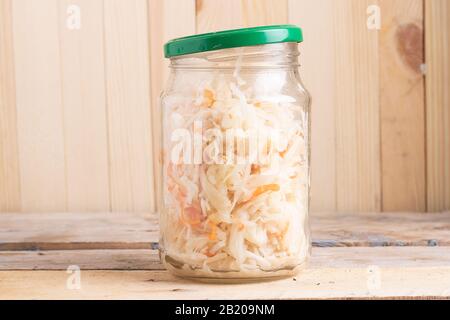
159;25;311;281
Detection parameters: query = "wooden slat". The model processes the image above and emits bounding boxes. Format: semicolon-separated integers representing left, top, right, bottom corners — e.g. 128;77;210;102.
0;249;161;270
240;0;288;27
0;212;158;250
380;0;426;212
196;0;287;33
1;268;448;299
426;0;450;212
334;0;381;212
1;248;449;299
288;0;336;212
196;0;244;32
311;211;450;247
0;212;449;251
148;0;196;213
12;0;66;211
58;0;110;211
2;247;450;271
103;0;154;212
0;0;21;212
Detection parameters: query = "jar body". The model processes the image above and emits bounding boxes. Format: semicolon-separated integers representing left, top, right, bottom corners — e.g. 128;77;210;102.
159;43;311;281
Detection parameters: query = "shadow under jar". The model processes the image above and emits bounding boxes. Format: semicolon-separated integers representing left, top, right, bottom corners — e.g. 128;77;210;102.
159;25;311;282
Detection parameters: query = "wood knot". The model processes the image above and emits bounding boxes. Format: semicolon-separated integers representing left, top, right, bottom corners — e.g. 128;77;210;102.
395;23;424;74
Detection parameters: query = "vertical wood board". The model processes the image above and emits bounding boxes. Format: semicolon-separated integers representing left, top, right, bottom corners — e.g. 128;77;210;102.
12;0;67;212
104;0;154;212
0;0;21;212
58;0;110;212
288;0;337;212
425;0;450;211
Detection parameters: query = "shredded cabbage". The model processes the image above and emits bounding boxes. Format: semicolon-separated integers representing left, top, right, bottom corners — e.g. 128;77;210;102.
161;58;309;278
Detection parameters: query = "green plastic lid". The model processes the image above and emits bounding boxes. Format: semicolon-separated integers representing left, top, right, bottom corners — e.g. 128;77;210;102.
164;25;303;58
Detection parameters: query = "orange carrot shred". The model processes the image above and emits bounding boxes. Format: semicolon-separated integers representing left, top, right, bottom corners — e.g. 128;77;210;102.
208;221;217;241
203;89;215;107
252;184;280;198
251;164;260;175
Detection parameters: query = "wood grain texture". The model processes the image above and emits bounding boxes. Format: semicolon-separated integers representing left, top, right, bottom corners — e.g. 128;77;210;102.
1;261;449;299
196;0;287;33
12;0;67;212
148;0;196;213
288;0;336;212
0;0;447;214
0;212;157;250
58;0;110;211
380;0;425;212
2;247;450;271
240;0;288;27
104;0;154;212
0;249;161;270
426;0;450;212
1;211;449;251
333;0;381;212
311;211;450;247
196;0;243;33
0;0;21;212
1;210;449;299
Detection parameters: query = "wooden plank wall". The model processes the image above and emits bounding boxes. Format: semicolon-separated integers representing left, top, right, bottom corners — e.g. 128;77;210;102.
0;0;448;213
426;0;450;212
0;0;21;212
379;0;425;212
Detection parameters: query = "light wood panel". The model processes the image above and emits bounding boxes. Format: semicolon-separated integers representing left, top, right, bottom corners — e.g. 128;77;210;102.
333;0;381;212
426;0;450;212
58;0;110;211
290;0;384;212
196;0;244;32
196;0;288;33
241;0;288;27
12;0;67;212
380;0;425;212
0;0;448;213
0;0;21;212
288;0;337;212
103;0;154;212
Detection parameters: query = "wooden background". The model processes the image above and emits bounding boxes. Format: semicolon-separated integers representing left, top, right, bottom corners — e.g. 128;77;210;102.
0;0;449;214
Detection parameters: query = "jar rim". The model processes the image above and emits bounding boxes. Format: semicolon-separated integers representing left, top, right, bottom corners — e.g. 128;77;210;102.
164;25;303;58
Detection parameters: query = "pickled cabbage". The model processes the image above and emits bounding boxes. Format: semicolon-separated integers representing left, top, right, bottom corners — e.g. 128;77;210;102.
161;61;309;278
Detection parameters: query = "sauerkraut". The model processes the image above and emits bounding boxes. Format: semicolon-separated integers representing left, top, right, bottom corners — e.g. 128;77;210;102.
161;59;309;279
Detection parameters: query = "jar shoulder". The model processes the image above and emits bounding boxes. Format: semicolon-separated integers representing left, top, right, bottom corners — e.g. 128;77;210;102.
162;69;310;109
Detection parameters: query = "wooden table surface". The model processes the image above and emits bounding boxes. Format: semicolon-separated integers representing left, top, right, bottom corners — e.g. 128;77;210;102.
0;212;449;300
